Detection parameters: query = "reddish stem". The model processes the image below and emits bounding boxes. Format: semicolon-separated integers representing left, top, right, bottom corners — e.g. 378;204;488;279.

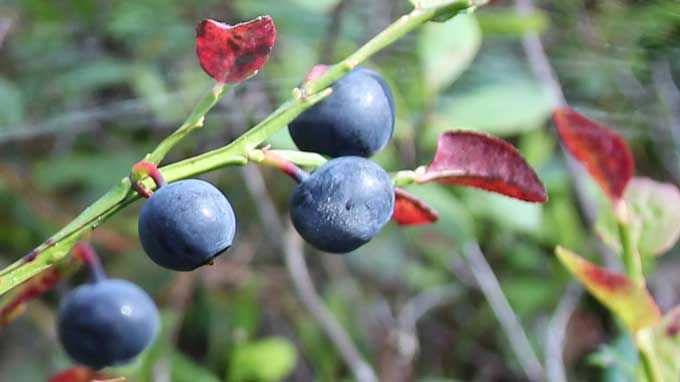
130;161;167;198
261;150;309;183
73;243;106;283
304;64;330;83
0;267;62;326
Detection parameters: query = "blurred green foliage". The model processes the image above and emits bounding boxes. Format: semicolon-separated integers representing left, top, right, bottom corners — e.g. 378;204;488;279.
0;0;679;381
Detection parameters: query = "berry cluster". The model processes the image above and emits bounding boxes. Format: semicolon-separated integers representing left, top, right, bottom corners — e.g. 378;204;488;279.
288;66;397;253
55;61;396;374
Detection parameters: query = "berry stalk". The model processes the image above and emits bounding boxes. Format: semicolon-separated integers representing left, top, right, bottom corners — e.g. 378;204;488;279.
251;149;310;183
73;243;106;283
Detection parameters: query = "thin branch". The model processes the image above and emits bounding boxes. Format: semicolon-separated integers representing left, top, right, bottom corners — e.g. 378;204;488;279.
397;283;460;331
515;1;566;107
374;283;459;382
0;18;11;48
461;241;544;381
284;226;378;382
544;282;582;382
652;59;680;159
240;165;378;382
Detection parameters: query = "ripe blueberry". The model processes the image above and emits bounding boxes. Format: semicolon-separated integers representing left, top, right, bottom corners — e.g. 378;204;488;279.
290;157;395;253
57;279;159;369
289;67;396;158
138;179;237;271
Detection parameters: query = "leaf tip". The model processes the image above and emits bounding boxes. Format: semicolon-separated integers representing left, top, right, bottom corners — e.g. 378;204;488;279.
393;188;439;226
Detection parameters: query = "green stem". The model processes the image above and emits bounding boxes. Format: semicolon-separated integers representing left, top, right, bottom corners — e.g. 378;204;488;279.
0;1;479;297
636;329;662;382
146;83;230;165
392;170;419;187
304;0;476;95
249;149;327;168
615;201;661;381
616;201;644;287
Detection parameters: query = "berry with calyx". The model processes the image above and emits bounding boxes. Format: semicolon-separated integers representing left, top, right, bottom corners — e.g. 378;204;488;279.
290;156;394;253
138;179;237;271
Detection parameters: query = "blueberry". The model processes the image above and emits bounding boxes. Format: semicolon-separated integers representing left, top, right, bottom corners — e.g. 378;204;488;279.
289;67;396;158
290;157;395;253
138;179;236;271
57;279;159;369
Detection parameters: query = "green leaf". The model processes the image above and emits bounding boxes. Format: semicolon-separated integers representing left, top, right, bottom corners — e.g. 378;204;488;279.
418;13;481;94
409;0;471;22
290;0;339;13
229;337;297;382
502;276;560;317
129;67;179;125
59;58;131;96
649;306;680;381
429;80;554;140
171;351;221;382
402;185;475;240
596;177;680;257
34;151;140;195
462;189;543;235
477;9;549;36
555;246;661;333
0;78;24;127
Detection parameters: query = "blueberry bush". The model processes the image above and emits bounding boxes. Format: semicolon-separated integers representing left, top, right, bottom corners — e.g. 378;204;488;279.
1;0;680;381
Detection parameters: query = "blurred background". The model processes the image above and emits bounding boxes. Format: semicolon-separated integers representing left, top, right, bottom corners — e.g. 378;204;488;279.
1;0;679;381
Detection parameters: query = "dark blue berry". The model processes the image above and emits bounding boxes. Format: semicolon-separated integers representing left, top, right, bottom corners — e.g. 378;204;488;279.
57;279;159;369
289;67;395;158
290;157;395;253
138;179;237;271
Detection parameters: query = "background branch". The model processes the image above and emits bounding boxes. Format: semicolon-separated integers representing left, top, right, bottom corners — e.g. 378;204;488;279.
461;241;544;381
544;282;582;382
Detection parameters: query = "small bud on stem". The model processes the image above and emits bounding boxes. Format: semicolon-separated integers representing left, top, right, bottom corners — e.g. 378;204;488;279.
130;161;167;198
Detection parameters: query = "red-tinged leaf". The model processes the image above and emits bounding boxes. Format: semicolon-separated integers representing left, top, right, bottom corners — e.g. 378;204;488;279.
0;267;62;326
196;16;276;83
416;131;547;202
393;188;439;226
48;367;111;382
553;107;634;201
555;246;660;333
0;243;89;327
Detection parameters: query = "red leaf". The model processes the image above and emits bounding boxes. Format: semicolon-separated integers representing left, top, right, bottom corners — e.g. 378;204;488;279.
48;367;111;382
416;131;547;202
393;188;439;226
553;107;634;201
196;16;276;83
